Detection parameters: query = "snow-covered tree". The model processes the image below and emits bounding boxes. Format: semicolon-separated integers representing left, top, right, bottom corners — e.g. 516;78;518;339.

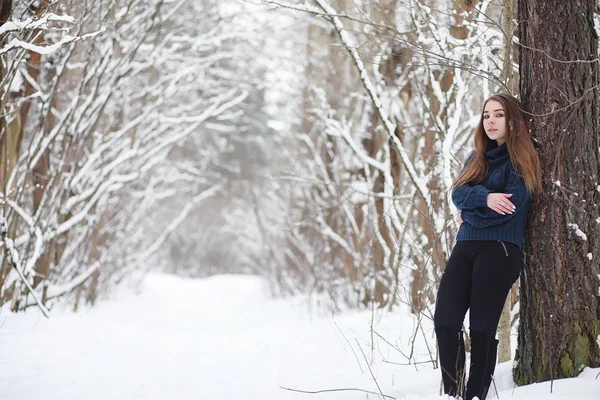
261;0;509;314
0;0;258;311
514;0;600;383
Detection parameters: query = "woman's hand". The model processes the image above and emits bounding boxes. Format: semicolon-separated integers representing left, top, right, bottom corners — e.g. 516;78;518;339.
457;210;463;225
487;193;515;215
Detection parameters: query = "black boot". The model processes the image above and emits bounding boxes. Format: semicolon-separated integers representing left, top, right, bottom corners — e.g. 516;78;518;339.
435;327;466;398
465;330;498;400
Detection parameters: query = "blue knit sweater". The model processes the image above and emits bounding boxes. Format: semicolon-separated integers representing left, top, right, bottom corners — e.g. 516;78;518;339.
452;143;531;248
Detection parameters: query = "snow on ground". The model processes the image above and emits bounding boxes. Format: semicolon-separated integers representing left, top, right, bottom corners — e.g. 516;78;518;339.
0;273;598;400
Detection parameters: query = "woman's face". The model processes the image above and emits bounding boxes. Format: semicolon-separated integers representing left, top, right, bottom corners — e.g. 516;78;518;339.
482;100;506;145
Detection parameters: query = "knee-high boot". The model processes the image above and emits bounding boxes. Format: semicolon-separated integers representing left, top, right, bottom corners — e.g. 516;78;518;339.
465;330;498;400
435;327;466;398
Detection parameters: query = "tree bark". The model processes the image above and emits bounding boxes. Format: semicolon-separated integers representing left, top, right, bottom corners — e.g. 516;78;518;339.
514;0;600;384
365;0;398;308
29;0;53;289
497;295;511;362
497;0;518;364
0;0;10;26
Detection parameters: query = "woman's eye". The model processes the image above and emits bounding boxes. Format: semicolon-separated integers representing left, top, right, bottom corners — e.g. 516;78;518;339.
496;114;504;118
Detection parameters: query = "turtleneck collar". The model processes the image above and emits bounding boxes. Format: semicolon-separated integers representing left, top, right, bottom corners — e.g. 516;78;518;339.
486;142;508;160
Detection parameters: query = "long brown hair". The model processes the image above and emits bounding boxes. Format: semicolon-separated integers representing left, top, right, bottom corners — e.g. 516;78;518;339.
452;93;542;195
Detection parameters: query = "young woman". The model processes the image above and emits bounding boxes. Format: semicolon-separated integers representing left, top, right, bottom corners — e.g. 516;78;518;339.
434;93;542;400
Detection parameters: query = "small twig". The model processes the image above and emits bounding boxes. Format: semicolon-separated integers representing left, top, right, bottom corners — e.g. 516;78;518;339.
370;294;375;361
418;319;437;368
0;220;50;318
10;262;50;317
407;313;418;362
356;338;387;400
492;376;499;399
372;328;404;355
382;358;435;366
330;311;364;374
280;385;396;399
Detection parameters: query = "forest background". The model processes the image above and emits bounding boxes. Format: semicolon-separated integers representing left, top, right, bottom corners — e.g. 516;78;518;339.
0;0;598;387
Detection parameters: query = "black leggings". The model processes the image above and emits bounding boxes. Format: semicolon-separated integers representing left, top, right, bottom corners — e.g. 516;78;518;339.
434;240;522;337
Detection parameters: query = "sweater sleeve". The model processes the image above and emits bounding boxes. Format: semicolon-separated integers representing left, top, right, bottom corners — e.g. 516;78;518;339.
452;184;492;210
460;167;530;228
451;150;491;210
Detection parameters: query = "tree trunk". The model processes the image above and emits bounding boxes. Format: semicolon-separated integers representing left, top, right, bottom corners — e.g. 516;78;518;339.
497;0;518;364
365;0;398;308
514;0;600;384
497;295;512;362
0;0;15;302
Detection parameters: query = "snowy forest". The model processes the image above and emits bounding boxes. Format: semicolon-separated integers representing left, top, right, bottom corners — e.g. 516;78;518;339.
0;0;599;399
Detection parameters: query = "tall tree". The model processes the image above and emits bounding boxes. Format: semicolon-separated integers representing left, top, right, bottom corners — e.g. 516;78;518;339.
497;0;519;364
515;0;600;384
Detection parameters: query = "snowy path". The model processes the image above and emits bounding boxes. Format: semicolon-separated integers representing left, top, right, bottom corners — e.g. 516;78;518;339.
1;273;598;400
